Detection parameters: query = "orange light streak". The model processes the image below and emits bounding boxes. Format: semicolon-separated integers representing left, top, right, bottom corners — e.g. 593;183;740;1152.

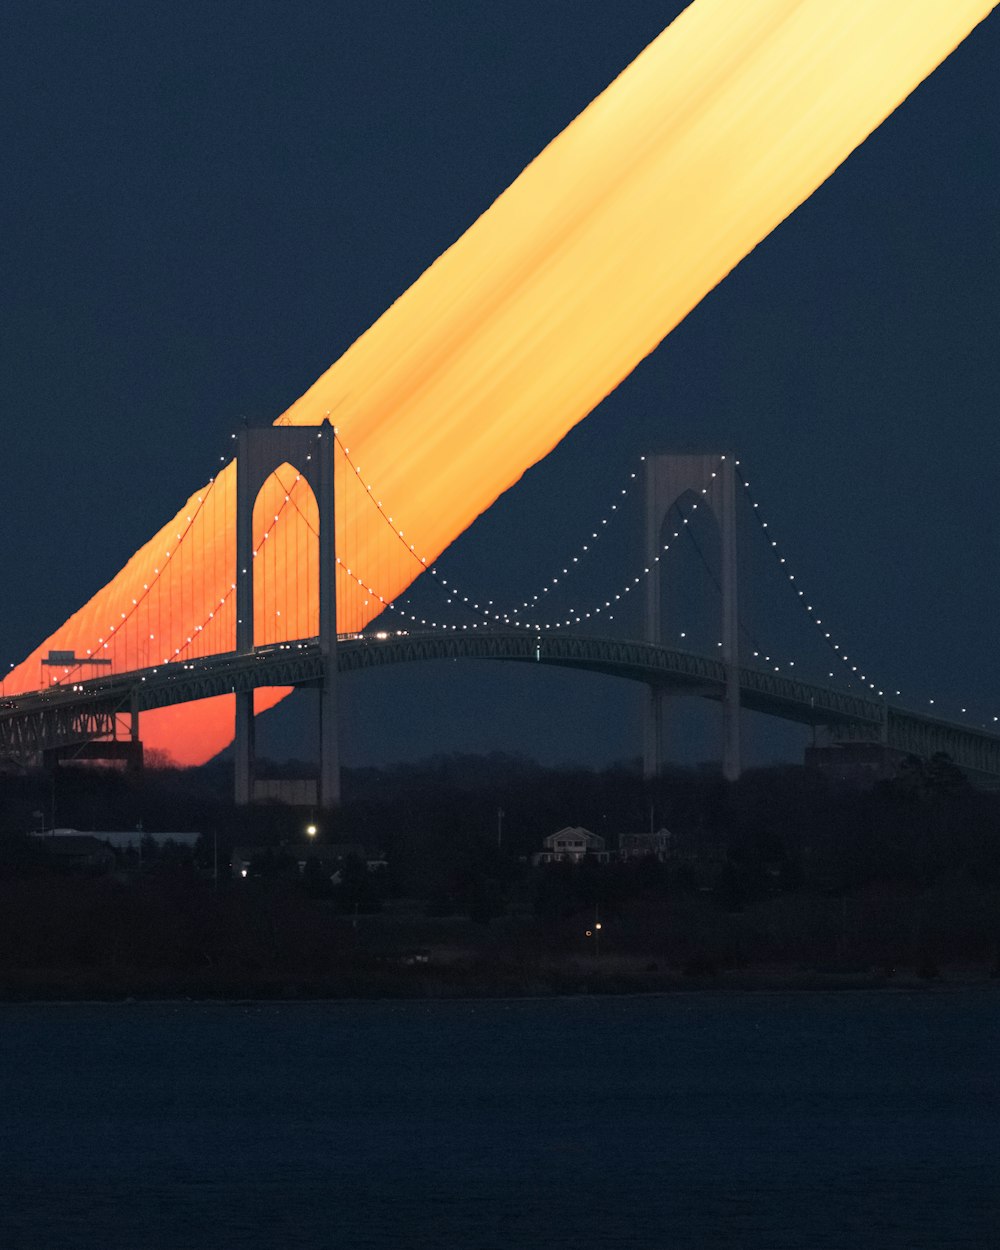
8;0;996;764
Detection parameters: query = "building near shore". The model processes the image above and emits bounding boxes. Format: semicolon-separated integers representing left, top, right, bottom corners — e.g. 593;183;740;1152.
532;827;609;866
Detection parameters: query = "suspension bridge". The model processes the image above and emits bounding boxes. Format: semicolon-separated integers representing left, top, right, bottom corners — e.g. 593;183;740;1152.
3;431;999;798
5;5;998;801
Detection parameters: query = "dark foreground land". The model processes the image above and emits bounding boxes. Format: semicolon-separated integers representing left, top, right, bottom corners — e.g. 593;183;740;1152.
2;752;999;999
2;882;998;1002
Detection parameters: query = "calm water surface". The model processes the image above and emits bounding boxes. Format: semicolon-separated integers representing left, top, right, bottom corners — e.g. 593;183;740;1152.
1;991;998;1248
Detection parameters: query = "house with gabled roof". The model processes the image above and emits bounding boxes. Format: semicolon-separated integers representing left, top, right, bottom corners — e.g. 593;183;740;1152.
532;826;609;866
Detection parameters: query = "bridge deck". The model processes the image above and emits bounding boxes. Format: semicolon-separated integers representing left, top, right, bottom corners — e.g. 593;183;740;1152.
3;632;999;779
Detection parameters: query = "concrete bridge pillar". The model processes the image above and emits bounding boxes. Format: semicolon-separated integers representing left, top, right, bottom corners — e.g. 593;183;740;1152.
643;687;669;782
234;420;340;807
643;452;741;782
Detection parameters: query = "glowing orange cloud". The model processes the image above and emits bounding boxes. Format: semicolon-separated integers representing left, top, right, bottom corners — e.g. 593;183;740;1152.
9;0;996;765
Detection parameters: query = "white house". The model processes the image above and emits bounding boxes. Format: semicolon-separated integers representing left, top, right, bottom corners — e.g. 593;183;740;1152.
532;826;609;866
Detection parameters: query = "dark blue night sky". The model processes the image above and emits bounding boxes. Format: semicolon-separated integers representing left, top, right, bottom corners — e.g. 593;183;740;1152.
2;2;998;769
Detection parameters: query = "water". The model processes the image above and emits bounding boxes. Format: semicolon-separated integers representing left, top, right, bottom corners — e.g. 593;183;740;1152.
2;991;998;1248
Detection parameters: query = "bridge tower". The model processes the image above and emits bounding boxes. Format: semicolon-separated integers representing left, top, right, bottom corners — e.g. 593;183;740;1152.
643;453;741;782
235;419;339;807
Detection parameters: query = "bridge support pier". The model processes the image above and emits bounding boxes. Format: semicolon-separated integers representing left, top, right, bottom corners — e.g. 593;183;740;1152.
234;691;255;806
128;692;143;777
643;452;741;782
643;688;669;781
235;419;340;808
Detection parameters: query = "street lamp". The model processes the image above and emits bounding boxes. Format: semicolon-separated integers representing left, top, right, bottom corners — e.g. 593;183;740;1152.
306;823;318;839
585;908;604;958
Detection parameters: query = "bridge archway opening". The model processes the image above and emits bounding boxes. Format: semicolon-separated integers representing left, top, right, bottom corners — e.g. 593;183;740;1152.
656;489;724;658
251;462;319;648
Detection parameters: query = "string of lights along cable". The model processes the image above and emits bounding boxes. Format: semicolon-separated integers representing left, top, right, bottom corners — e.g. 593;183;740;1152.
733;463;1000;728
375;452;694;633
498;460;645;620
733;462;883;692
506;458;726;633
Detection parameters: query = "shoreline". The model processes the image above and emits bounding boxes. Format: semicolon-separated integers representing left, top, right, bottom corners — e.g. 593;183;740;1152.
3;962;997;1004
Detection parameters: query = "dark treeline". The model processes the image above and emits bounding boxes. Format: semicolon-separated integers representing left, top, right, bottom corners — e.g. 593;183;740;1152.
1;752;999;996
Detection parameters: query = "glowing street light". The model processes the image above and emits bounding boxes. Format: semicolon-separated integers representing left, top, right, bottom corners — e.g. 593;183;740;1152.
306;823;318;839
585;911;604;958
